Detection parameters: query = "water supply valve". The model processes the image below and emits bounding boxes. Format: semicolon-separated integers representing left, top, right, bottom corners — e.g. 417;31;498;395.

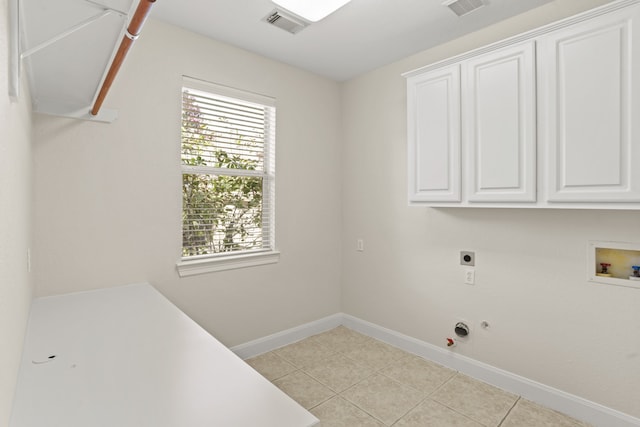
598;263;612;277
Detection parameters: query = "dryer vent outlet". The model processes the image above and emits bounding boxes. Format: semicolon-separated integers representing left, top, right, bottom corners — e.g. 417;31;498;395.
455;322;470;337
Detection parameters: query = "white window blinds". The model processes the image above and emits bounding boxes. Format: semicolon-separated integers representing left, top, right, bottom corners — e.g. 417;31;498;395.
181;78;276;259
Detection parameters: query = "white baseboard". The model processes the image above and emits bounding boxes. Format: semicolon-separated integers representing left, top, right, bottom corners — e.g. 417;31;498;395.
341;314;640;427
230;313;343;360
231;313;640;427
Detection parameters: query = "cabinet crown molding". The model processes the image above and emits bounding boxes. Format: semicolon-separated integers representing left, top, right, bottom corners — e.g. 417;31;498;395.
403;0;640;79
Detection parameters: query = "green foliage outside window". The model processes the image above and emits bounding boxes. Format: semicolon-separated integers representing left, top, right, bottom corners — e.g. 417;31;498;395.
181;92;264;257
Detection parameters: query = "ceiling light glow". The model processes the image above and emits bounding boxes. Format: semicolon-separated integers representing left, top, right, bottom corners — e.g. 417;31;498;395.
272;0;352;22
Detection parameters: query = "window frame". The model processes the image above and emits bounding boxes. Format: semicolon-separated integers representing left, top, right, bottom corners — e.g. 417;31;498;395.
177;77;279;277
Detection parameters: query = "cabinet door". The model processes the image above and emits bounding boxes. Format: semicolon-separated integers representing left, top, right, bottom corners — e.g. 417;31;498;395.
540;6;640;202
464;41;537;202
407;65;461;203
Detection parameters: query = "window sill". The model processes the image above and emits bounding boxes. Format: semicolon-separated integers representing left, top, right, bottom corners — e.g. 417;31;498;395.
176;251;280;277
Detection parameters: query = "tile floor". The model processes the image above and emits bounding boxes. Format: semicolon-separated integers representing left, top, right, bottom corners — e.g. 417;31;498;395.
246;326;592;427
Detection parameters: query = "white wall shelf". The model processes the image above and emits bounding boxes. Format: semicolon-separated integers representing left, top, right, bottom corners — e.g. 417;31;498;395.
9;284;318;427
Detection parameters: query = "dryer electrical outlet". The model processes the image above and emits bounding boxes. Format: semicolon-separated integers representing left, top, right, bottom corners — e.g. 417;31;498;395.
460;251;475;266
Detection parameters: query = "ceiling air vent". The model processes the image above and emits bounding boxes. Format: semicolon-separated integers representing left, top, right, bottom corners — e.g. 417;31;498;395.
263;9;309;34
442;0;485;17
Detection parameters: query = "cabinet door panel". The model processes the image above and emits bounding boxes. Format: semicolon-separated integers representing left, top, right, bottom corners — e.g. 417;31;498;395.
465;41;537;202
407;65;461;202
542;7;640;202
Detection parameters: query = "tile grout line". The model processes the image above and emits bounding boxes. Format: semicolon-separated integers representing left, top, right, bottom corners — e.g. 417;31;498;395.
334;366;394;426
272;367;302;382
271;329;457;426
389;393;432;427
497;396;521;427
252;327;592;427
271;336;387;421
335;353;422;426
340;353;422;425
338;391;389;426
373;370;434;426
424;372;492;426
299;352;375;394
427;370;460;398
305;392;337;412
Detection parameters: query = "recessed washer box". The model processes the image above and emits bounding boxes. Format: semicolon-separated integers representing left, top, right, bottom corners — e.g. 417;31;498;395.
588;241;640;289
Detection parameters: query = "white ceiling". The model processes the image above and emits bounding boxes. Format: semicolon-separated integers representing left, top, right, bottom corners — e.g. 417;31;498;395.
19;0;555;120
151;0;555;82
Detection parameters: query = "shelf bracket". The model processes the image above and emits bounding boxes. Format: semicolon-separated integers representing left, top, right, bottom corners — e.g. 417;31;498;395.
21;10;118;59
9;0;128;101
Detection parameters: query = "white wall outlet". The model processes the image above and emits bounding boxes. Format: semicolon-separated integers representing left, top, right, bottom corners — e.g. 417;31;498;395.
464;268;475;285
356;239;364;252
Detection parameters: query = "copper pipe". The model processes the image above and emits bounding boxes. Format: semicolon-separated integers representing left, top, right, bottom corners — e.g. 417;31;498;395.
91;0;156;116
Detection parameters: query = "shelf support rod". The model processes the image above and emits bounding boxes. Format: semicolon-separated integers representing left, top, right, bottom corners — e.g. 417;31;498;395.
91;0;156;116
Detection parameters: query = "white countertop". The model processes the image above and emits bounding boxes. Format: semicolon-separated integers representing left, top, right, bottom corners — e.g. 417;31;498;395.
10;284;318;427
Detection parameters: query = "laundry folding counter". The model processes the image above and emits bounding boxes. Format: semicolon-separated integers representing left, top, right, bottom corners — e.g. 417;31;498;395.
10;283;318;427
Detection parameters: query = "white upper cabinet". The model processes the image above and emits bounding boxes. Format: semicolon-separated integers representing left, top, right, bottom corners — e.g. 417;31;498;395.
407;65;461;202
464;41;537;202
539;5;640;202
405;0;640;209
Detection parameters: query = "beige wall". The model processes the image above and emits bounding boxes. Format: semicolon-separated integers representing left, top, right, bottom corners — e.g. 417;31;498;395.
341;0;640;418
27;0;640;422
32;19;343;347
0;0;34;424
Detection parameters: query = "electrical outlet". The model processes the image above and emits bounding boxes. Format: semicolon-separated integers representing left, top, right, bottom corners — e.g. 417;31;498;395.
460;251;475;266
464;268;475;285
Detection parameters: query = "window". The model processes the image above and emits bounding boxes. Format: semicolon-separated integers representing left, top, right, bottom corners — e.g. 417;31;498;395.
177;78;278;276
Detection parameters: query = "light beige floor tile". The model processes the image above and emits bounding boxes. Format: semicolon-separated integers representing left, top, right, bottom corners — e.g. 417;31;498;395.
273;370;335;410
380;354;456;395
502;398;592;427
341;373;424;425
342;338;409;370
304;353;374;392
310;396;385;427
308;326;371;353
431;373;518;426
245;351;297;381
268;330;591;427
274;336;338;368
395;399;484;427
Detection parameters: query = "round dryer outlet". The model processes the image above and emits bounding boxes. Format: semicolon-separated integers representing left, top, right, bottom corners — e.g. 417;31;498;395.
454;322;470;337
